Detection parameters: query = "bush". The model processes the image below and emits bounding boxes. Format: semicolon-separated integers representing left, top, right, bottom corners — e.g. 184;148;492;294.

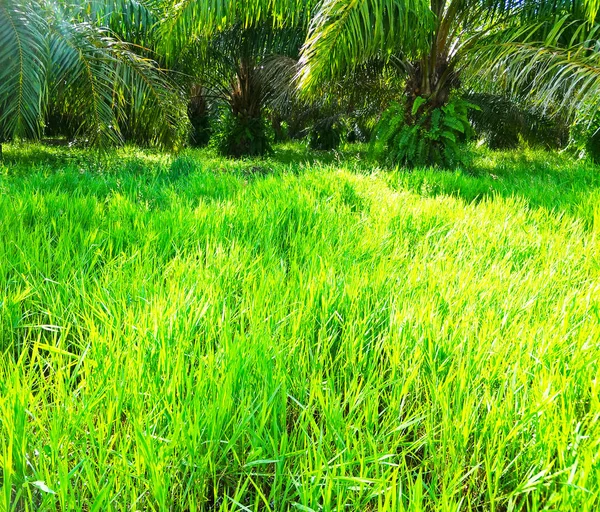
188;101;212;148
468;94;569;150
468;95;521;149
570;110;600;163
372;97;474;168
213;109;272;158
586;129;600;163
309;118;344;151
346;119;373;143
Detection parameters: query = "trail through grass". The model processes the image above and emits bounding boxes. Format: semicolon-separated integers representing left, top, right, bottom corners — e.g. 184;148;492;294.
1;143;599;511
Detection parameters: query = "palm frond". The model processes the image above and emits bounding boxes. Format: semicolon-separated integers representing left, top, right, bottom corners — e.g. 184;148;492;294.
159;0;315;60
48;17;124;145
48;7;187;147
52;0;162;42
113;48;189;148
297;0;434;92
0;0;48;139
83;0;163;48
466;16;600;121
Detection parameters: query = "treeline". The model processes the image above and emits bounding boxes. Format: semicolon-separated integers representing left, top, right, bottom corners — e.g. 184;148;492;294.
2;0;600;165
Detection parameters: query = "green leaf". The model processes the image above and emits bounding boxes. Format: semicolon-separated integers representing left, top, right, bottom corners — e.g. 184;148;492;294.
441;130;456;142
412;96;427;116
29;481;56;495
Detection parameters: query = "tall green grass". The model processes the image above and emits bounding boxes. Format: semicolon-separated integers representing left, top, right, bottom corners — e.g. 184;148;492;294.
1;142;599;511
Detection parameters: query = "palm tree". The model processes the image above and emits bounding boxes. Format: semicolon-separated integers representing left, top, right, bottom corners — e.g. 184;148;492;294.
180;22;306;155
296;0;600;163
160;0;315;156
0;0;186;158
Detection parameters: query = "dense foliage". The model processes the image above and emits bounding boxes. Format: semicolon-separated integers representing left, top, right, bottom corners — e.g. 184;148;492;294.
373;98;474;168
3;0;600;509
0;0;185;148
299;0;600;164
467;94;569;150
3;0;600;162
213;109;274;157
309;118;344;151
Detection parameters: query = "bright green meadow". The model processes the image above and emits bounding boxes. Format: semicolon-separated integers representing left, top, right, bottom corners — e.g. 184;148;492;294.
1;143;600;511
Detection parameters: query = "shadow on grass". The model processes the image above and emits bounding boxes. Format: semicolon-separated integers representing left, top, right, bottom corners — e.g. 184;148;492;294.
2;142;598;227
385;148;600;228
268;142;367;166
1;140;170;176
0;143;245;206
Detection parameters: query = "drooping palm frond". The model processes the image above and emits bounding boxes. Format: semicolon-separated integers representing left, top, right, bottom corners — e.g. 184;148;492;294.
0;0;48;140
258;54;300;111
176;20;307;113
49;15;187;147
159;0;316;60
61;0;164;48
466;92;569;149
466;16;600;122
48;16;124;145
0;0;187;148
113;48;189;148
298;0;434;92
297;0;599;95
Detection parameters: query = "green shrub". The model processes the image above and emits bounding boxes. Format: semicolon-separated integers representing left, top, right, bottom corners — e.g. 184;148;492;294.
188;109;212;148
586;129;600;163
309;118;344;151
570;110;600;163
346;119;373;143
373;97;474;168
213;109;272;158
468;94;569;150
468;94;521;149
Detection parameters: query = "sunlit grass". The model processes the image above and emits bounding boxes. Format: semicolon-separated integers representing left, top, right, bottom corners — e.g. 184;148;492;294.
1;142;599;511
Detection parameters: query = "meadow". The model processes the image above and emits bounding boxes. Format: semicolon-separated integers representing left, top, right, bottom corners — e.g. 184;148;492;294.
1;142;600;511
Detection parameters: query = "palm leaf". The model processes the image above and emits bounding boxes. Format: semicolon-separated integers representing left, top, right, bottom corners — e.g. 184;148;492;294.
48;15;124;145
297;0;434;92
112;47;189;148
0;0;48;139
48;9;187;147
160;0;315;59
466;16;600;122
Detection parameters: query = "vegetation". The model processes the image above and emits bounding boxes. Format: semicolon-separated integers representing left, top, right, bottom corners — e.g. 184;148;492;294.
3;0;600;510
371;97;474;168
467;94;569;150
5;0;600;161
1;142;600;511
300;0;600;159
0;0;185;150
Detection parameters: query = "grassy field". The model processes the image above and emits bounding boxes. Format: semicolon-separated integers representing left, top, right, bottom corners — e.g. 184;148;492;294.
1;142;600;511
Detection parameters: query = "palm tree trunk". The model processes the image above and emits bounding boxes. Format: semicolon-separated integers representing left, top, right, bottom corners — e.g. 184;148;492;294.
272;114;285;142
224;59;270;157
405;0;458;114
230;60;262;120
188;85;211;147
406;56;455;108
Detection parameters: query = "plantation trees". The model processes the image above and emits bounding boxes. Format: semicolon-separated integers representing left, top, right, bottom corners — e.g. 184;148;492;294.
161;0;315;156
180;23;306;156
4;0;600;161
298;0;600;166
